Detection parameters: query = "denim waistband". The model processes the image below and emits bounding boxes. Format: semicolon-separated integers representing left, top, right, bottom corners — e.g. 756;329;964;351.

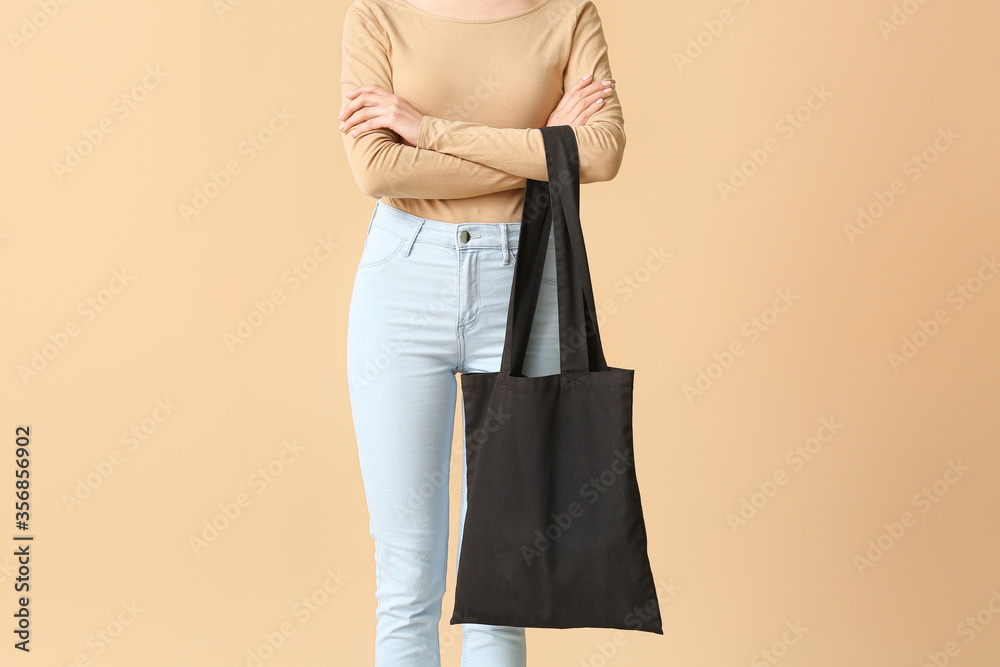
367;200;555;251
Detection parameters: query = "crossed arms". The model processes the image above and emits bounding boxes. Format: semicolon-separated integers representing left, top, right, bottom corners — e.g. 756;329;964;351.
339;0;625;199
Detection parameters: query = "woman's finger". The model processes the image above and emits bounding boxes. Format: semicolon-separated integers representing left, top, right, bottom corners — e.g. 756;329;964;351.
553;75;594;113
584;85;612;109
565;74;593;97
340;89;393;129
345;83;385;99
341;105;377;133
568;80;612;116
567;86;603;120
570;97;605;126
345;117;375;137
340;85;389;121
339;98;363;124
347;114;393;137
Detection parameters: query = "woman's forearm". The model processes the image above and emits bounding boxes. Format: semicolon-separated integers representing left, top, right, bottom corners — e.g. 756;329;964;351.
342;128;527;199
415;115;626;184
341;82;527;199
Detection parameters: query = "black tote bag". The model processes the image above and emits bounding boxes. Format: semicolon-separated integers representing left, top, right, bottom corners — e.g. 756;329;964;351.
450;125;662;634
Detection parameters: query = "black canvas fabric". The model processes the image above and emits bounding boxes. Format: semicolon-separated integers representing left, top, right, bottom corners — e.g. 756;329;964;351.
450;125;662;634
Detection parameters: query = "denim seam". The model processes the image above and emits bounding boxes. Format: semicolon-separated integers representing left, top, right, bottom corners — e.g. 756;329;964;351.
356;237;404;270
401;219;424;258
461;252;481;330
501;224;511;265
455;248;465;373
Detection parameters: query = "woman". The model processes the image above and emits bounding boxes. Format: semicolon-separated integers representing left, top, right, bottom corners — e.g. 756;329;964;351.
338;0;625;664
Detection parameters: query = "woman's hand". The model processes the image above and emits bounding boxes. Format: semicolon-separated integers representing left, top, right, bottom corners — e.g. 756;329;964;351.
339;84;424;146
546;74;615;127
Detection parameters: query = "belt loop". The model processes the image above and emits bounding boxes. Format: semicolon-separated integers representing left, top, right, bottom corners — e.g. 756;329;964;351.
500;224;511;265
402;218;424;257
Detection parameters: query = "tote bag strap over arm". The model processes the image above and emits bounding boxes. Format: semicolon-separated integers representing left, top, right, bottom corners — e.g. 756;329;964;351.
501;125;608;376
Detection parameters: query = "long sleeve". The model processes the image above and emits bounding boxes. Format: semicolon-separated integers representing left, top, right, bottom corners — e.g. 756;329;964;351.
414;0;626;184
340;0;526;199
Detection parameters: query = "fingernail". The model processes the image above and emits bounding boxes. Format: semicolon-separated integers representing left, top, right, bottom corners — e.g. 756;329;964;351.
603;88;612;94
583;74;592;80
602;79;612;85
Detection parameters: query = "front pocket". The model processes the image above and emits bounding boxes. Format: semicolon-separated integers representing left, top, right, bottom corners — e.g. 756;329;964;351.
357;225;404;270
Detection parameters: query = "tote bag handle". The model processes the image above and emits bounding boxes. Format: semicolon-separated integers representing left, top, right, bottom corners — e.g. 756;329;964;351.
500;125;608;376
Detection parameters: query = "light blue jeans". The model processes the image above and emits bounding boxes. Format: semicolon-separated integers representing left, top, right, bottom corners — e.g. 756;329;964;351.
345;200;560;666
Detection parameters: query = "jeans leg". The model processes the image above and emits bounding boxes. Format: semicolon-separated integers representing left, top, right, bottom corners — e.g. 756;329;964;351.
346;217;461;667
457;225;560;667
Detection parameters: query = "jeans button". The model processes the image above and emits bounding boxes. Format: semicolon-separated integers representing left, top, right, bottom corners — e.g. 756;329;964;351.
459;230;470;243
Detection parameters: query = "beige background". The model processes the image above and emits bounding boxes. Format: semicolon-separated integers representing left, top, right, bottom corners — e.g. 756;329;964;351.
2;0;999;665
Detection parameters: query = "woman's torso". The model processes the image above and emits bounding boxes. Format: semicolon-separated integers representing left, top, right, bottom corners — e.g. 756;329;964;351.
366;0;581;223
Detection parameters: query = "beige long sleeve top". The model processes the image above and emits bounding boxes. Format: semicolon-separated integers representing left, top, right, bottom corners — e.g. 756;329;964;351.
339;0;626;223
